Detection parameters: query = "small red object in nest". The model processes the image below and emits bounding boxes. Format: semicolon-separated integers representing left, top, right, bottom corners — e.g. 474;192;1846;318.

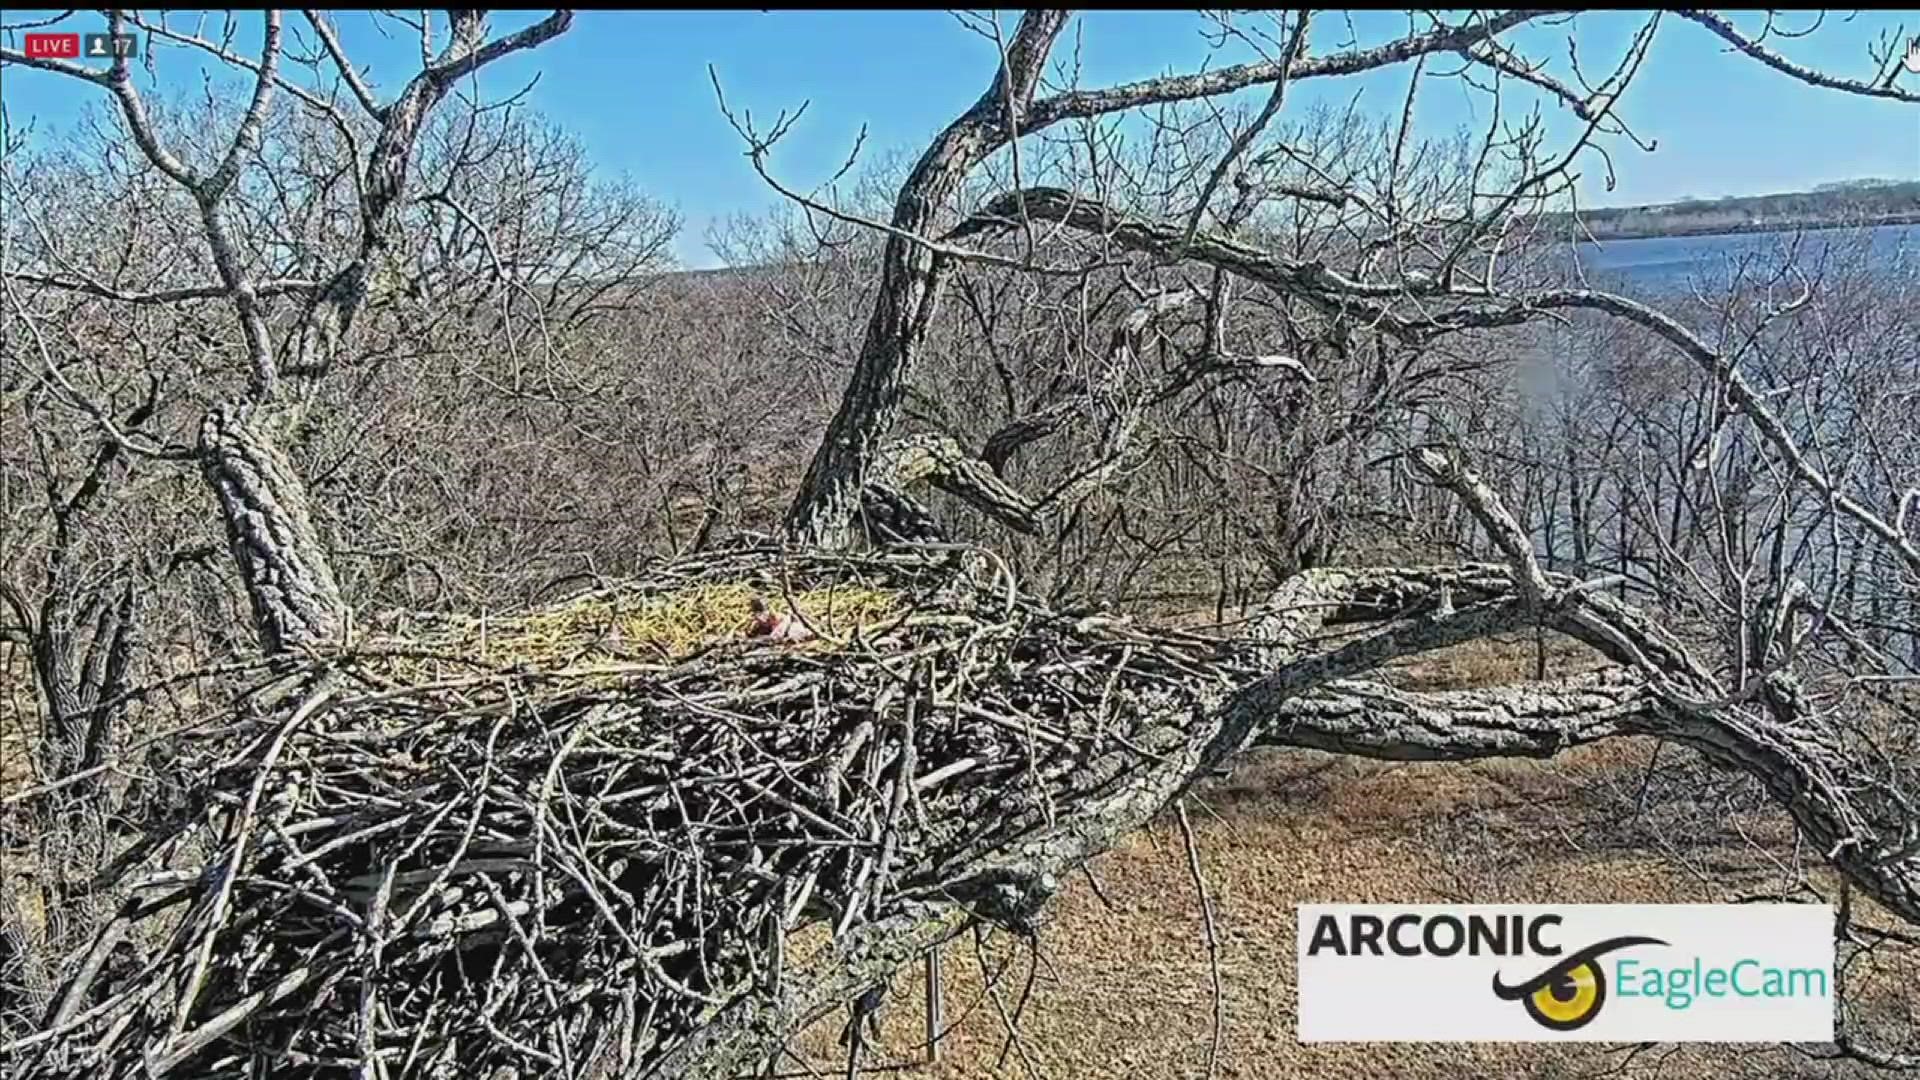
746;596;815;642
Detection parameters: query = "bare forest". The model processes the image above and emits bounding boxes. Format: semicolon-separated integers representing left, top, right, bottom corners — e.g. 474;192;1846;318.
2;9;1918;1079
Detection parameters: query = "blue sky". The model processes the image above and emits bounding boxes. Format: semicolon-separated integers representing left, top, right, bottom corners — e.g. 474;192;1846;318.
3;9;1916;268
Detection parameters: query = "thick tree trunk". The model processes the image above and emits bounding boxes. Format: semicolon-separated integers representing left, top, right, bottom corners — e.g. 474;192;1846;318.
784;237;951;550
198;404;346;655
783;13;1071;549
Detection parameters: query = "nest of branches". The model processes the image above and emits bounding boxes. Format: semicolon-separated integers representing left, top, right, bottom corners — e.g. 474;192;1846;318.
10;545;1244;1079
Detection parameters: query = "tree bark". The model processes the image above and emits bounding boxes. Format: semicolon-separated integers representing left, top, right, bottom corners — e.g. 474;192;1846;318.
8;577;135;785
782;12;1071;548
198;11;574;655
197;404;346;654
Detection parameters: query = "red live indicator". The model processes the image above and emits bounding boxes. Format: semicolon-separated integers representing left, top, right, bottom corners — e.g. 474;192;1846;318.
25;33;81;59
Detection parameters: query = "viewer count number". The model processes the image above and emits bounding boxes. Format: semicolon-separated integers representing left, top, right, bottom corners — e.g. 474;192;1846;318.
84;34;139;60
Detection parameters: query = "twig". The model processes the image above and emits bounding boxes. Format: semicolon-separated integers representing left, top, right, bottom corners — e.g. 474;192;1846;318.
1176;800;1225;1080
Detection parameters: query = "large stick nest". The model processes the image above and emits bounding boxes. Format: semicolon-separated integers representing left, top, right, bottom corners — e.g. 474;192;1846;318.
14;546;1247;1079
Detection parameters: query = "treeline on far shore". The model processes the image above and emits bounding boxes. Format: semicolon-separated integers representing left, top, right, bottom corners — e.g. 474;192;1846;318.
1543;179;1920;241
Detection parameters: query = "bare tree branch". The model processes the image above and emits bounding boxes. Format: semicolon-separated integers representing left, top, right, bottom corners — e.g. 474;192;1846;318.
1674;8;1920;102
301;8;383;118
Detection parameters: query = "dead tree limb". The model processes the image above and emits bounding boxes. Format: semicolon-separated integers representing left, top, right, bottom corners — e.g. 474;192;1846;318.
955;189;1920;581
780;9;1591;547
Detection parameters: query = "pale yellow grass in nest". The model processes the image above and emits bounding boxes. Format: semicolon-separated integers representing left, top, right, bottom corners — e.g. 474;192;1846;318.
417;580;906;669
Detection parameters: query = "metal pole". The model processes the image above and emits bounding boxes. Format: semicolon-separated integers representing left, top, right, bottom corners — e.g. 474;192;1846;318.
923;945;944;1063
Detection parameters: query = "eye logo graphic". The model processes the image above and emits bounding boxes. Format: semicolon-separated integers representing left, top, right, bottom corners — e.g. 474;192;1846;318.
1300;904;1832;1042
1490;935;1666;1031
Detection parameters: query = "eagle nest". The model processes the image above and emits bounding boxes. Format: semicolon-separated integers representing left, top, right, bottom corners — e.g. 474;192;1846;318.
14;545;1253;1079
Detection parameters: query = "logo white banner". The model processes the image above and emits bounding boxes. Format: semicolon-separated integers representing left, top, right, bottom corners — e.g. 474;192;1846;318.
1297;904;1833;1042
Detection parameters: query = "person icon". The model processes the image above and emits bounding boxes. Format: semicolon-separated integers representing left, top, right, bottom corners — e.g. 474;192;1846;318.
88;35;107;57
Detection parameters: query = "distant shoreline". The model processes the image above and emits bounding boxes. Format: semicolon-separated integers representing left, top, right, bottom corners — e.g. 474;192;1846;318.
1566;213;1920;244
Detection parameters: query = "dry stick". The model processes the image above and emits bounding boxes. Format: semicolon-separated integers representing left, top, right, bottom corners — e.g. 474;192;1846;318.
168;674;339;1041
1007;936;1045;1069
840;991;869;1080
89;1010;138;1070
397;994;439;1076
759;886;789;1080
1633;739;1667;818
393;711;510;930
477;872;574;1075
45;904;137;1029
532;701;597;950
0;760;117;805
147;965;316;1076
1176;800;1225;1080
356;856;398;1080
971;926;1044;1080
4;964;163;1059
1079;865;1120;914
871;666;920;922
865;924;1040;1073
776;1044;831;1080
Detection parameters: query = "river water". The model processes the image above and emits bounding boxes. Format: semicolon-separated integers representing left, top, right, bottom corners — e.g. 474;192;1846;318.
1565;222;1920;294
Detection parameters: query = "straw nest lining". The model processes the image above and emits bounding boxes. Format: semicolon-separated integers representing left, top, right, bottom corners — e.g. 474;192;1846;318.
371;576;908;682
12;545;1244;1079
438;581;899;653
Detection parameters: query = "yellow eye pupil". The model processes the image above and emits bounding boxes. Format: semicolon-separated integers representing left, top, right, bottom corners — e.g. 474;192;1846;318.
1525;960;1605;1030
